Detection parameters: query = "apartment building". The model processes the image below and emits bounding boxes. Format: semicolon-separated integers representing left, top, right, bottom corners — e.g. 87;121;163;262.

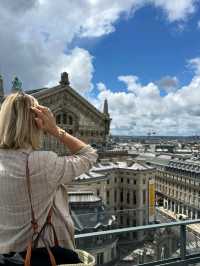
139;156;200;219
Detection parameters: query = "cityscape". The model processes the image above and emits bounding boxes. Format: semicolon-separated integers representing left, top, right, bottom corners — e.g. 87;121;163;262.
1;1;200;265
2;72;200;265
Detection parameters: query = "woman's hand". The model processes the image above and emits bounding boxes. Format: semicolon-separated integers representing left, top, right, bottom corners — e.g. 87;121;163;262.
31;105;59;137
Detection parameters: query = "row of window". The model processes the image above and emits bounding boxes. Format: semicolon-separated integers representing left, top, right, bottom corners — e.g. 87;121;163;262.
165;168;200;179
105;190;146;205
106;178;146;185
55;114;104;137
56;114;73;125
107;178;137;185
159;171;199;185
157;179;200;196
157;181;200;207
80;130;104;137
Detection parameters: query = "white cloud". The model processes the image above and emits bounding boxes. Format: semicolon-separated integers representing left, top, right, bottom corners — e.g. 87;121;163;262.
156;75;179;93
97;82;107;92
92;66;200;136
118;75;141;93
0;0;198;93
0;0;199;136
198;20;200;28
188;57;200;75
152;0;197;22
47;47;94;95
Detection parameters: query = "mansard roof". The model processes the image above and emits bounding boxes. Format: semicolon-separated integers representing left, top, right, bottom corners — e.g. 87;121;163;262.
167;160;200;173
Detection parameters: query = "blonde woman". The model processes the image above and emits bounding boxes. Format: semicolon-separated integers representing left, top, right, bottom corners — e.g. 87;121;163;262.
0;92;97;264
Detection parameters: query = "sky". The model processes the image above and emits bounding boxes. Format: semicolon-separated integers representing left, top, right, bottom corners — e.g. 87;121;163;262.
0;0;200;136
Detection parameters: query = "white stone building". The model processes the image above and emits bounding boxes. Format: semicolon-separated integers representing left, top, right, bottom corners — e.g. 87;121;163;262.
72;158;156;242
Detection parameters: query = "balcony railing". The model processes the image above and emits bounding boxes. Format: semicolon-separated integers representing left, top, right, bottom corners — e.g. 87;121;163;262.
74;211;200;266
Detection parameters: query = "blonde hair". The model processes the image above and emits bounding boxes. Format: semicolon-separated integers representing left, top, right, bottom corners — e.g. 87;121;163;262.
0;92;42;149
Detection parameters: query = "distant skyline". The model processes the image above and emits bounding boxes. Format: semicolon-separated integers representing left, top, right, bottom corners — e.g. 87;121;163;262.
0;1;200;136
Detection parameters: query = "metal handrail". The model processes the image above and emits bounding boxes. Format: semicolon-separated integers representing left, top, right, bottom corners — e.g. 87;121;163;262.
75;218;200;238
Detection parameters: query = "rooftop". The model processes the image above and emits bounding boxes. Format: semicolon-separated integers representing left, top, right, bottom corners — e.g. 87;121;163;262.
68;191;101;203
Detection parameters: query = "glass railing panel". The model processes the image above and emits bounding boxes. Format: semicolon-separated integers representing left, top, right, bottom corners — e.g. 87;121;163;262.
186;222;200;256
123;225;181;265
73;208;200;265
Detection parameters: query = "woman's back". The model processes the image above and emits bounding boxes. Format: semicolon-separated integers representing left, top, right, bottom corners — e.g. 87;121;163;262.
0;148;55;252
0;92;97;255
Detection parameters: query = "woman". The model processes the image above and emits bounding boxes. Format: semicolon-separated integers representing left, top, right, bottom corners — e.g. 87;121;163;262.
0;92;97;255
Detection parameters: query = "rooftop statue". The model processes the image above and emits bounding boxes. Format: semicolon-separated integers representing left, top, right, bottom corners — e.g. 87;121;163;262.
12;76;22;91
60;72;70;85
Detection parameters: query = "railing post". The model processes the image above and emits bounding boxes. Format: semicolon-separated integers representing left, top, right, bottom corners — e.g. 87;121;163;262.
180;224;186;260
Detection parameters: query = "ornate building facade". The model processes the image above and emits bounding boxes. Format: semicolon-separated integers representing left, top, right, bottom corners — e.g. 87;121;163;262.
138;155;200;220
155;160;200;219
72;158;156;242
0;73;111;154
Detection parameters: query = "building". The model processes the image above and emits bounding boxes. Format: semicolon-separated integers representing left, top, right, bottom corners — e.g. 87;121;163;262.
138;155;200;220
68;190;118;266
0;73;111;154
156;160;200;219
73;158;156;242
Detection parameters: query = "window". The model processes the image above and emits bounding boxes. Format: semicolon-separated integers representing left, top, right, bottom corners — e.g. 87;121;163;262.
107;180;110;185
134;180;137;185
68;115;73;125
97;189;100;196
106;190;110;205
115;177;117;183
114;190;117;202
143;179;146;185
56;114;61;124
120;215;123;225
63;114;67;124
143;190;146;205
121;178;123;183
97;253;104;264
127;192;130;204
133;191;137;204
127;217;130;226
127;178;130;184
107;190;109;199
120;190;123;202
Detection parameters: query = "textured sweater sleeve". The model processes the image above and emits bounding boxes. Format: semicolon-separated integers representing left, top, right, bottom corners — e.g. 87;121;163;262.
45;145;98;186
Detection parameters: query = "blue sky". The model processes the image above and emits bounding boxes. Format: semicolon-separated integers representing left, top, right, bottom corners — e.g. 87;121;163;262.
80;4;200;95
1;1;200;135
